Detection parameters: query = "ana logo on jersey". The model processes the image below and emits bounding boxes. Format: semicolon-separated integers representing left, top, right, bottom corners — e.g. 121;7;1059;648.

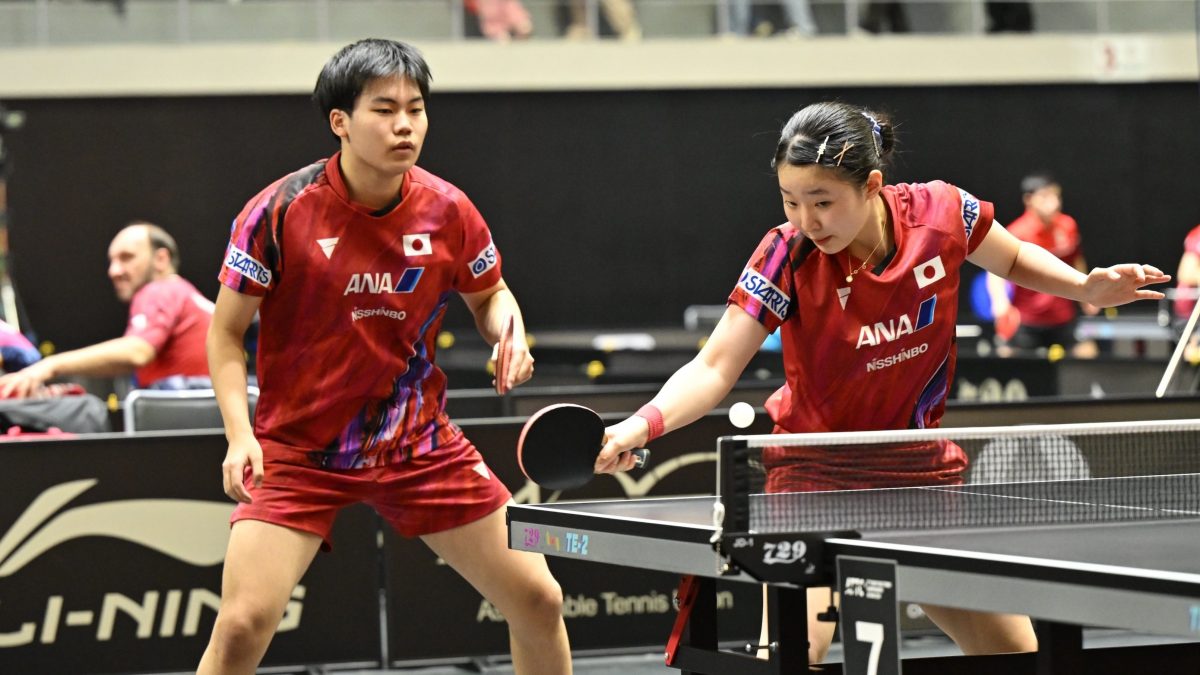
913;256;946;290
343;268;424;295
856;296;937;348
469;242;498;279
224;244;271;287
957;188;981;238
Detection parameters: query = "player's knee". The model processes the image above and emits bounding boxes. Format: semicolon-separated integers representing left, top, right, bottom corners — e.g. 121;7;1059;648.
210;604;279;655
997;630;1038;654
509;576;564;630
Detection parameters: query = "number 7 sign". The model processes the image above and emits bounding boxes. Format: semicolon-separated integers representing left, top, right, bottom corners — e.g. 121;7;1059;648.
837;556;902;675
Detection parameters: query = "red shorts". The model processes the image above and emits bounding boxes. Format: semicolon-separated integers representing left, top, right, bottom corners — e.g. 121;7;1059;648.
231;431;511;549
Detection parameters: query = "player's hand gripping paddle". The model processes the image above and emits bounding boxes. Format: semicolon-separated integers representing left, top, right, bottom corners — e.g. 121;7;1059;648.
517;404;649;490
495;315;515;396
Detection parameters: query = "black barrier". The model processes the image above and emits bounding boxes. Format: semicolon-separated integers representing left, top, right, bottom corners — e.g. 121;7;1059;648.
384;412;775;665
4;395;1200;672
0;433;382;674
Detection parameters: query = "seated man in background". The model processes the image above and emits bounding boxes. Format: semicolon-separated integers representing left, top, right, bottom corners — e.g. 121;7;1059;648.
0;221;213;398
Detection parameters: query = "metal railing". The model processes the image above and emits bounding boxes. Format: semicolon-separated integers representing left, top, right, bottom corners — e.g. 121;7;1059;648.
0;0;1193;46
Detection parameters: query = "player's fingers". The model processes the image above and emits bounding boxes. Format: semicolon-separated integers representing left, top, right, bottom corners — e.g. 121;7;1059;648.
1135;289;1166;300
222;461;243;502
250;454;265;489
5;378;29;399
511;352;534;388
624;449;643;470
221;463;233;499
597;454;623;475
223;458;252;503
594;438;625;474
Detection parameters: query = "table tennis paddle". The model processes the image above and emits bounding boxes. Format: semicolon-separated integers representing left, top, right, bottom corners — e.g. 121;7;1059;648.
517;403;650;490
995;305;1021;342
495;315;515;396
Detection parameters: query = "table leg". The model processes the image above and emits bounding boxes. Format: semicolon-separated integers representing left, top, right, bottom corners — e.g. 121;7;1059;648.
1034;620;1083;675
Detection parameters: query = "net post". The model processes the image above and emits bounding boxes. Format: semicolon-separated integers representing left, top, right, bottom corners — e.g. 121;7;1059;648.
718;435;750;533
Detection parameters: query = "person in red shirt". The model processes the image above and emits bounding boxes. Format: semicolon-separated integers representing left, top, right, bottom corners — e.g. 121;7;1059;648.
594;101;1168;664
0;221;213;398
987;172;1100;358
198;39;570;674
1173;224;1200;362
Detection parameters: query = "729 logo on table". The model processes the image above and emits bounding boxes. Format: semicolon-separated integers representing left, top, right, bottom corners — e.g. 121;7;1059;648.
762;540;807;566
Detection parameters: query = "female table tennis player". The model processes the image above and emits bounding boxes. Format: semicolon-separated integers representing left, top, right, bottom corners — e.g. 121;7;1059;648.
595;100;1169;663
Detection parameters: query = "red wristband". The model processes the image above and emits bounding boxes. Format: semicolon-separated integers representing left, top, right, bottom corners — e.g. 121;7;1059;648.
634;404;665;442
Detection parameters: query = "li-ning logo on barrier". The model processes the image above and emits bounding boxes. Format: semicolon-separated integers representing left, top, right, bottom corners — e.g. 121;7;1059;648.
0;479;304;647
0;480;233;577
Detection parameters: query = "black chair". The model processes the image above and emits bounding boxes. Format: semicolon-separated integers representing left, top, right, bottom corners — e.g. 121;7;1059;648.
123;387;258;434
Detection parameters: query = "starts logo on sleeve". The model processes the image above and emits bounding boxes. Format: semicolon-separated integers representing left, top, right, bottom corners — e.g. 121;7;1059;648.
224;245;272;287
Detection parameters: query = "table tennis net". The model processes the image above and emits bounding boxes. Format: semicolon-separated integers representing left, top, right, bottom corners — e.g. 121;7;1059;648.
716;419;1200;534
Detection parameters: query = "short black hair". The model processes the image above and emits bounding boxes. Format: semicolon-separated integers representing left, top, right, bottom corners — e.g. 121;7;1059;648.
313;39;432;122
1020;171;1058;195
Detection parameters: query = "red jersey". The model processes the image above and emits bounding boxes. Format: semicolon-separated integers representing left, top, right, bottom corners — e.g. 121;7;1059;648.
729;181;994;489
1174;225;1200;320
124;275;214;387
1005;210;1081;327
219;154;502;469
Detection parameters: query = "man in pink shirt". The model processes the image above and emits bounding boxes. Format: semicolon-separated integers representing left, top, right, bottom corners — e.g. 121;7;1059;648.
0;221;213;397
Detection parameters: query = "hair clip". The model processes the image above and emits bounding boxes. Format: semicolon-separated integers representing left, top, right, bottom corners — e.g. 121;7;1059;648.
861;112;882;157
834;141;854;167
815;136;829;163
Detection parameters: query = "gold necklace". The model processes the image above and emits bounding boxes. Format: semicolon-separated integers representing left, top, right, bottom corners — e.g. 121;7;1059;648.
845;217;886;283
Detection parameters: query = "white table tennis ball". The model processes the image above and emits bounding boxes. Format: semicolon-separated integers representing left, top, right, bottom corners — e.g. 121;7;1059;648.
728;401;755;429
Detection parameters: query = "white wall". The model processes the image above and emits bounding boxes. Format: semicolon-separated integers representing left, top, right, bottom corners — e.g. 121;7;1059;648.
0;33;1196;98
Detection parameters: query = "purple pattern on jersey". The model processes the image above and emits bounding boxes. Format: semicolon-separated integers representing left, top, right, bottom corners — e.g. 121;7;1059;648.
911;352;950;429
323;293;450;469
746;232;794;324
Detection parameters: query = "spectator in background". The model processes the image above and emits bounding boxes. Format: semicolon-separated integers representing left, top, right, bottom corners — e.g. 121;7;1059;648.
1173;224;1200;362
0;319;39;373
726;0;816;37
562;0;642;40
987;1;1033;32
469;0;533;41
988;172;1099;358
860;1;908;34
0;222;213;398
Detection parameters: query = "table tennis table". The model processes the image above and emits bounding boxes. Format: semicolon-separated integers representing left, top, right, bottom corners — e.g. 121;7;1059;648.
509;474;1200;674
